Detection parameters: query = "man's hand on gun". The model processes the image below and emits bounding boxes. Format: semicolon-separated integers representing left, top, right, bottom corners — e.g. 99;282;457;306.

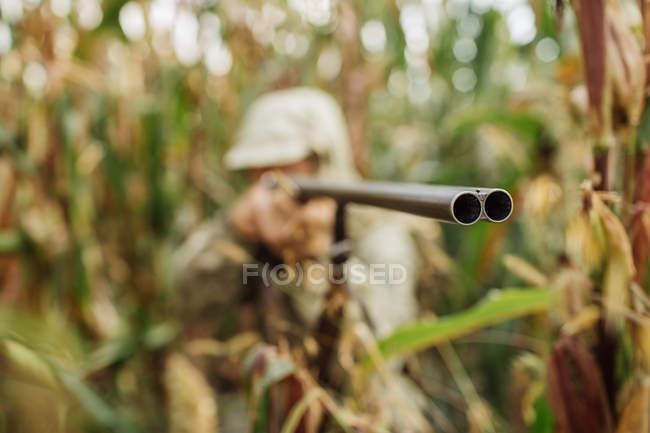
229;177;337;262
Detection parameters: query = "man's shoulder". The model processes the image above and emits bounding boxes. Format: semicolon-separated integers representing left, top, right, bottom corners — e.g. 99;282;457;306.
174;216;253;272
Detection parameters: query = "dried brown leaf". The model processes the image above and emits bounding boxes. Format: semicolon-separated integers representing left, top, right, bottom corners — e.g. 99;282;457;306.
502;254;549;287
244;345;323;433
606;3;646;126
573;0;608;130
546;335;614;433
573;0;645;135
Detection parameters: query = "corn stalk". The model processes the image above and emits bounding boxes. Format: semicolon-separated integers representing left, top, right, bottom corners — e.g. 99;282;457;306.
547;1;650;431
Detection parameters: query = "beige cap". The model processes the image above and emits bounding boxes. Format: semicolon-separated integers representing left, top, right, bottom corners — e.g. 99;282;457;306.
224;87;358;180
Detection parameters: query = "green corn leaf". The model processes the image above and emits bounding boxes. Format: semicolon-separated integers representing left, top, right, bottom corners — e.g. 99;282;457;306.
531;396;555;433
51;362;142;433
374;288;553;362
0;230;23;253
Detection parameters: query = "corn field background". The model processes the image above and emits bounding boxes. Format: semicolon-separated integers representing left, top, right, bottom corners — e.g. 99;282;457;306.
2;0;650;432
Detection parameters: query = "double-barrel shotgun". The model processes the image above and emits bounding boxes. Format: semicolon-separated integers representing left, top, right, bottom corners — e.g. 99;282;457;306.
263;173;513;226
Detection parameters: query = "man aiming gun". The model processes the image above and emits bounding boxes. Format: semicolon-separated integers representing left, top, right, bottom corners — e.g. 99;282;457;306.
173;87;510;430
175;87;433;339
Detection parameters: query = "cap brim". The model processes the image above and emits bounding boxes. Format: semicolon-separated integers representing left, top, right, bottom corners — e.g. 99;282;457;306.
224;139;312;170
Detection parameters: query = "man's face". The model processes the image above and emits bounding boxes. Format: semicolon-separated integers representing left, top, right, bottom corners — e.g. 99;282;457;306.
230;155;336;262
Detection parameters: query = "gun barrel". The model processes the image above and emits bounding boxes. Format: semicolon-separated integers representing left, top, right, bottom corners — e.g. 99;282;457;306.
290;177;512;225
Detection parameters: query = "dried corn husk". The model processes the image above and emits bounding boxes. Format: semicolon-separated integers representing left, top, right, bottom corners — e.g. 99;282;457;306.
615;378;650;433
164;353;218;433
523;174;563;219
565;210;605;273
588;189;635;328
573;0;646;140
636;320;650;370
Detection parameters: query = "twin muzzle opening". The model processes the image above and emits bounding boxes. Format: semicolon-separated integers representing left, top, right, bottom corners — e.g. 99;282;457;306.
452;190;513;225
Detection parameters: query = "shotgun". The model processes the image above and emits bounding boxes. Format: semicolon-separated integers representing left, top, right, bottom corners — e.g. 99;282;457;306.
263;173;513;226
